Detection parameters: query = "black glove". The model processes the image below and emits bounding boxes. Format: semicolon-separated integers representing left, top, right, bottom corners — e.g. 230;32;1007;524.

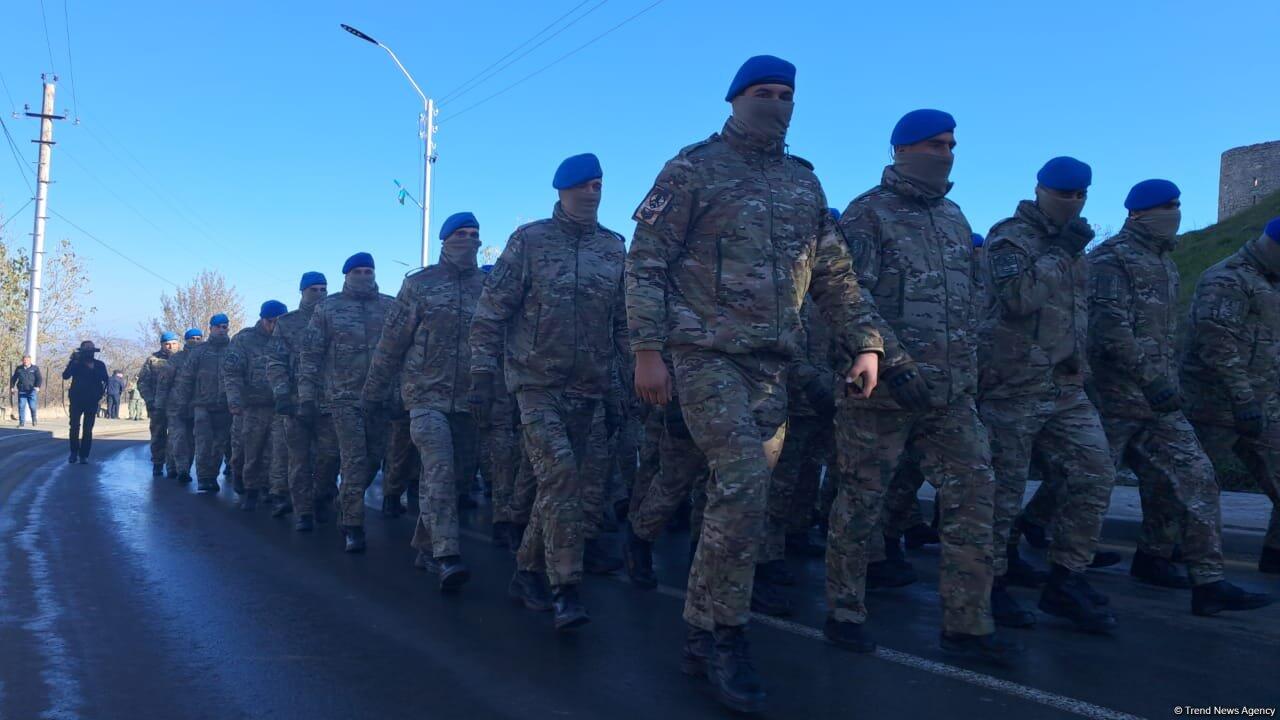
273;395;295;416
1049;218;1095;256
1140;377;1181;414
468;373;495;427
295;400;318;426
882;361;934;412
802;375;835;418
1233;401;1266;438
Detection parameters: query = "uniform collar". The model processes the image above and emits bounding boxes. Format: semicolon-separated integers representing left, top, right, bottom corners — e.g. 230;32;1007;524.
880;165;951;204
1014;199;1057;236
721;117;785;160
1119;218;1170;254
553;202;598;237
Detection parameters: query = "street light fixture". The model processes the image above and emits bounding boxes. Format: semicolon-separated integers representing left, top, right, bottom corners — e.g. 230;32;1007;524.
341;23;436;267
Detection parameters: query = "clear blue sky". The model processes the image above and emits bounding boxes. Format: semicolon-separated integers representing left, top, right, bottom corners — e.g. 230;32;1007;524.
1;0;1278;337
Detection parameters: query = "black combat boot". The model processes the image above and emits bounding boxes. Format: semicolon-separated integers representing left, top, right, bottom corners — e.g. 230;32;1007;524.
785;530;826;558
583;537;623;575
437;556;471;592
166;466;179;480
940;631;1023;666
382;494;404;519
1191;580;1272;616
294;513;314;533
1089;550;1123;568
708;626;766;714
1130;549;1191;589
1039;564;1117;634
991;576;1036;628
1258;546;1280;575
152;462;165;478
552;585;590;630
343;526;366;554
1015;515;1049;549
270;495;293;518
1005;543;1049;588
240;489;259;511
822;615;876;653
414;550;438;573
756;559;795;587
749;575;792;617
903;522;940;550
624;524;657;590
491;521;511;548
196;478;220;494
681;624;713;675
68;452;77;464
508;569;553;612
867;535;918;589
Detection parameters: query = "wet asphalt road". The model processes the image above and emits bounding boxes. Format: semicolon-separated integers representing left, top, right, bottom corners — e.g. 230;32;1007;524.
1;429;1278;720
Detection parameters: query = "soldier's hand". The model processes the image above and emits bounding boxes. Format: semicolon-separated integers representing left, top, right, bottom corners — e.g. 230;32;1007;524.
1050;218;1095;256
468;372;495;426
296;400;318;426
1233;401;1266;438
802;375;835;418
1141;376;1181;414
634;350;672;406
273;396;295;416
845;352;880;400
881;360;934;411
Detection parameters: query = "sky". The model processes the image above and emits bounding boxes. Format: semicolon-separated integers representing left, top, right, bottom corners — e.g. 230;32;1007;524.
1;0;1278;339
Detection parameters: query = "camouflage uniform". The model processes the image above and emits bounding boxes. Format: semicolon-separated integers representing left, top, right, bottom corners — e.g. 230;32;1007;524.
269;415;290;499
978;200;1114;576
365;261;485;559
830;165;993;635
484;354;523;526
155;340;199;477
1182;241;1280;556
299;279;395;528
266;303;340;517
173;333;233;484
223;323;279;494
627;120;882;631
470;203;629;588
136;348;173;466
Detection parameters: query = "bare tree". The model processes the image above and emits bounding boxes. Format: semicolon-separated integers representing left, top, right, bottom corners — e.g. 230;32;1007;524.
0;234;95;363
143;269;246;341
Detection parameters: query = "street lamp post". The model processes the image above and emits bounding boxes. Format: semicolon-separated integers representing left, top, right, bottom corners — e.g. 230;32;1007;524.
342;23;435;267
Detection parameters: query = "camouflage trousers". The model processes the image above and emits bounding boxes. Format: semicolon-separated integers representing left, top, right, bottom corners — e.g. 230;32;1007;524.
629;396;709;543
484;414;521;524
759;413;830;564
582;404;611;540
673;349;787;631
409;409;479;559
237;405;277;492
166;410;195;478
384;415;421;502
270;415;289;497
1191;418;1280;553
883;460;929;539
192;407;232;483
147;407;168;465
1102;413;1224;585
285;414;340;515
981;385;1115;575
628;405;662;518
230;413;245;489
512;431;538;524
516;389;598;587
826;397;995;635
332;405;389;528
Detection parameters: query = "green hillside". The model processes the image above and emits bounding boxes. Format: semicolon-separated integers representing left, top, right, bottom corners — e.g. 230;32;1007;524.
1172;189;1280;311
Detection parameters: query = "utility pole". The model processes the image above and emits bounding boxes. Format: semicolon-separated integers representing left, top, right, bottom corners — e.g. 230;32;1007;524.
24;75;64;364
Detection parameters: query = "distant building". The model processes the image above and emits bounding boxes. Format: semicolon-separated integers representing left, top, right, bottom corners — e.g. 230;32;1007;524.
1219;140;1280;221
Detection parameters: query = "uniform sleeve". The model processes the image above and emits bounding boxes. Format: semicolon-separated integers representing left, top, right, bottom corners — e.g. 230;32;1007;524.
611;274;633;387
265;326;292;400
470;231;529;374
985;234;1075;318
173;348;198;410
137;359;156;405
298;307;328;404
221;338;247;409
34;366;43;388
810;205;884;371
625;157;697;353
1188;273;1256;407
1088;253;1160;388
838;201;906;367
364;296;418;402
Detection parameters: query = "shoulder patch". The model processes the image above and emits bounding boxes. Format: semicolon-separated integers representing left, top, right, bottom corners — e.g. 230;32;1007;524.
991;251;1023;280
1093;270;1124;302
633;185;674;226
487;258;511;287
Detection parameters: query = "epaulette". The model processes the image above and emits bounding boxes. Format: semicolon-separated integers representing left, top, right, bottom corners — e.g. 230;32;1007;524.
404;266;426;279
787;154;814;171
676;134;718;159
849;184;889;207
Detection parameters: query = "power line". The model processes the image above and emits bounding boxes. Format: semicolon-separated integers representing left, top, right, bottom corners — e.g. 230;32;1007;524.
437;0;601;106
0;70;17;114
61;0;80;119
1;198;35;230
0;114;35;194
36;0;59;74
47;208;179;287
440;0;668;124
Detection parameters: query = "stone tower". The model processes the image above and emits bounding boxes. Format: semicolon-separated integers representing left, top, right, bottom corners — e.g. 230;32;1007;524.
1219;140;1280;221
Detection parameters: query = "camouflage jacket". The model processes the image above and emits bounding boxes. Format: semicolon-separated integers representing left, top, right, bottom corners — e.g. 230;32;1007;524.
136;349;172;407
625;120;882;369
1181;244;1280;426
173;333;231;411
1087;221;1180;419
978;200;1090;400
365;261;485;413
155;341;199;412
298;282;395;410
223;323;276;409
469;203;628;399
840;166;979;409
265;303;317;405
787;299;834;418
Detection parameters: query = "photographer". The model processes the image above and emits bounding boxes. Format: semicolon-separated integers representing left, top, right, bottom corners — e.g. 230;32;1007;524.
62;340;109;464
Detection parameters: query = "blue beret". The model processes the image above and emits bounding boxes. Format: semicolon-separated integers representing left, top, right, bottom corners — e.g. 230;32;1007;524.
184;328;203;340
891;109;956;146
1265;217;1280;242
260;300;288;319
972;233;985;248
439;211;480;241
1125;179;1180;211
725;55;796;101
481;264;494;274
553;153;603;190
1037;156;1092;191
342;252;375;274
828;207;841;222
210;313;229;326
299;271;327;291
160;331;179;342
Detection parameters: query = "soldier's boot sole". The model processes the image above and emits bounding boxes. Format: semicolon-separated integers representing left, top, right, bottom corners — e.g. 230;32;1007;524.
554;608;591;631
439;563;471;592
1191;581;1273;616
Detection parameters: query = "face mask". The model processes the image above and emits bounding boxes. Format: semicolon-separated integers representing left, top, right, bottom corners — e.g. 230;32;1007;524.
300;288;327;310
1035;186;1086;228
559;186;601;225
893;151;953;197
442;239;479;269
1134;207;1182;243
345;273;377;295
730;96;794;142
